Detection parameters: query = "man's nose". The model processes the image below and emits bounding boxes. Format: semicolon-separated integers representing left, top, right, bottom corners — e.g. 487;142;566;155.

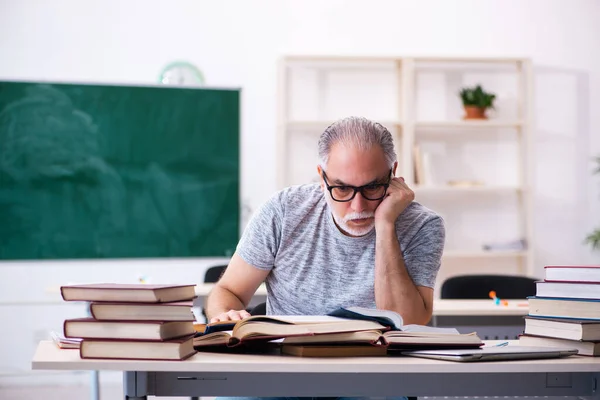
350;190;368;213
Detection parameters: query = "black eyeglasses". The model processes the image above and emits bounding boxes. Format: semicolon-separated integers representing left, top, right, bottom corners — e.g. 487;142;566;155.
321;169;392;202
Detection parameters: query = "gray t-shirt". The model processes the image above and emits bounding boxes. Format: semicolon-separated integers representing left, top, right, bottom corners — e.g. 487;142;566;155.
236;183;445;315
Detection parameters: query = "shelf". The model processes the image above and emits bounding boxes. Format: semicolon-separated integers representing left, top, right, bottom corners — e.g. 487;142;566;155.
414;185;524;194
415;121;523;129
442;251;528;259
286;120;403;129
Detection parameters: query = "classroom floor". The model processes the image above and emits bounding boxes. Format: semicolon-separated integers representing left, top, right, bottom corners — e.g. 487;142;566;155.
0;384;584;400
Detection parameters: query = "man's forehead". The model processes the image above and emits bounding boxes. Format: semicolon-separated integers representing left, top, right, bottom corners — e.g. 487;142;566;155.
326;167;390;185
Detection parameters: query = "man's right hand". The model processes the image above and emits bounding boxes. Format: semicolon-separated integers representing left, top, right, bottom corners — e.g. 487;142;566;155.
209;309;252;323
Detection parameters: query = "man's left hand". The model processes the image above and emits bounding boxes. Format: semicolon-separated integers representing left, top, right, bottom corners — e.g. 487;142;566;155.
374;177;415;228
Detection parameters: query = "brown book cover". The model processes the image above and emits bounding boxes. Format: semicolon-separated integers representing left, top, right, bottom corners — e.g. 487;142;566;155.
60;283;196;303
64;318;195;341
90;301;194;321
80;335;196;360
281;344;387;357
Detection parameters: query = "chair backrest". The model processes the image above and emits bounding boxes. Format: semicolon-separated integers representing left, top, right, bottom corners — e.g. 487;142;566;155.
440;274;537;299
250;302;267;316
204;265;227;283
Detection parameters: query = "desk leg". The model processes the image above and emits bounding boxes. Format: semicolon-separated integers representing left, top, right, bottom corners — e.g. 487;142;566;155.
90;370;100;400
123;371;149;400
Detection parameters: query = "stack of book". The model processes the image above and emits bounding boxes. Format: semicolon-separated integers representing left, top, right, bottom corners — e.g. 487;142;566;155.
519;265;600;356
193;306;483;357
60;283;198;360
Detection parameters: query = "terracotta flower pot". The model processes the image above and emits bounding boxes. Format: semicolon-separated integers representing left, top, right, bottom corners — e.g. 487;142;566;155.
463;106;488;120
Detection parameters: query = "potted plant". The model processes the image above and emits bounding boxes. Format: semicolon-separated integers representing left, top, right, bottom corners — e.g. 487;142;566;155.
585;156;600;250
459;84;496;119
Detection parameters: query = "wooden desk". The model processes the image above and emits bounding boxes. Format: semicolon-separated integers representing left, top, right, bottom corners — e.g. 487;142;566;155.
32;340;600;400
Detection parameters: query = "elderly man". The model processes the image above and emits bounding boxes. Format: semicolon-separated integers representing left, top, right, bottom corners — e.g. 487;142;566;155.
207;116;445;326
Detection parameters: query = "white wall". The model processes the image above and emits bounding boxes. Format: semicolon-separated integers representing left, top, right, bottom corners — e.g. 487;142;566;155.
1;0;599;379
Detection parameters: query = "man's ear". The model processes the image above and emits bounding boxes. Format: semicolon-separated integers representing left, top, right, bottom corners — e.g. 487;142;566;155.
392;161;398;177
316;165;324;191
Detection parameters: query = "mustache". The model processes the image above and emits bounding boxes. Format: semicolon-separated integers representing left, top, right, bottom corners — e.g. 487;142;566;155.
342;212;374;223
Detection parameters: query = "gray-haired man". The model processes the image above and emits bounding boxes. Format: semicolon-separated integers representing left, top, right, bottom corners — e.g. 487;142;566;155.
206;116;445;326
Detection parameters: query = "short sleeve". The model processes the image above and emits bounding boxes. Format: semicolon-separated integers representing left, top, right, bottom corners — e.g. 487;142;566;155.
235;193;284;270
402;216;445;288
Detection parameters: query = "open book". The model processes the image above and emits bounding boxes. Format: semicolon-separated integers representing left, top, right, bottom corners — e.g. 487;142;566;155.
194;307;482;350
280;327;482;349
193;315;388;348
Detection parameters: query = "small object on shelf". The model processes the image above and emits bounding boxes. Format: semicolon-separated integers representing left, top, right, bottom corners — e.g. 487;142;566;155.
488;291;507;306
459;84;496;120
447;180;485;187
482;239;527;252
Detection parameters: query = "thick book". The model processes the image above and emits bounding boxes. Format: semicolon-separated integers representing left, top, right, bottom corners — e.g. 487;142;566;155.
80;335;196;360
518;334;600;357
64;318;195;341
536;281;600;300
281;344;388;357
193;316;389;348
90;301;194;321
195;306;405;335
281;327;483;349
545;265;600;283
528;297;600;320
60;283;196;303
524;316;600;341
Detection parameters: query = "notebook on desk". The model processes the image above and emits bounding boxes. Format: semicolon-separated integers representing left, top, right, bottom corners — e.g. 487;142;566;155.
402;346;579;362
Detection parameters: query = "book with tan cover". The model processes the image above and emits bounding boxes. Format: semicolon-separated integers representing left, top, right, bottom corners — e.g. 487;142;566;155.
80;335;196;361
64;318;195;341
281;344;388;357
60;283;196;303
193;316;389;348
90;301;194;321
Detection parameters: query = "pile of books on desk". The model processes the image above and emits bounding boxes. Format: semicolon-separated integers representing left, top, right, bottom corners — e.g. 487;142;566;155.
60;283;198;360
193;306;483;357
519;265;600;356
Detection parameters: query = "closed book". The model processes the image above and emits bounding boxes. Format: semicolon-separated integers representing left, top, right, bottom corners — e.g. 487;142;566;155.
544;265;600;283
528;297;600;320
281;344;388;357
524;316;600;341
60;283;196;303
64;318;194;341
80;336;196;360
536;281;600;300
518;334;600;356
90;301;194;321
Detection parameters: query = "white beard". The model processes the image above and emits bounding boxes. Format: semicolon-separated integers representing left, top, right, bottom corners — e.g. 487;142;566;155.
325;195;375;237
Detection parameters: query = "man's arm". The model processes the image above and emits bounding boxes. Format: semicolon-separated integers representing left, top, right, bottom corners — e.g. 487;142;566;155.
374;222;433;325
373;175;442;325
205;253;270;322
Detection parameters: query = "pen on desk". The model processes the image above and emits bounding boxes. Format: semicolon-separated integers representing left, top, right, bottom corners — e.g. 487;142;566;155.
491;341;509;347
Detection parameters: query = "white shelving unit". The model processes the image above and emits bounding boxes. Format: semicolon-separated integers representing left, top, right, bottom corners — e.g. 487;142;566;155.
277;56;535;292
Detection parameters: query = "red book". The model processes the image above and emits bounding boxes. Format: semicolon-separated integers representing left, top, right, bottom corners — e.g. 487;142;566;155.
80;335;196;361
90;301;194;321
60;283;196;303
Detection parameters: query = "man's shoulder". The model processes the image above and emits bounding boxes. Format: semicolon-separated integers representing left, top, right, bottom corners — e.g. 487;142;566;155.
271;183;323;206
396;202;443;232
264;183;324;215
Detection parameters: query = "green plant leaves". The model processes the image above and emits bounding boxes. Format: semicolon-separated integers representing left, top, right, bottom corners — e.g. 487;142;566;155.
459;84;496;109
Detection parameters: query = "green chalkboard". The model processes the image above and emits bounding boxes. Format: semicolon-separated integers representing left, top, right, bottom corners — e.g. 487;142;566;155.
0;81;240;259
